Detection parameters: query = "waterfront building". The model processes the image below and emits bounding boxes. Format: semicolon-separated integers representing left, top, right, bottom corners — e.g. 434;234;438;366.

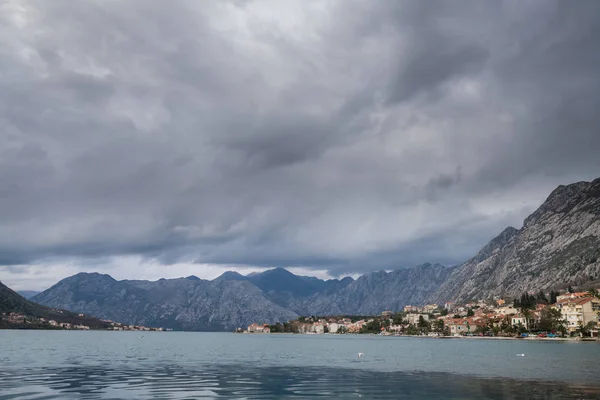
553;297;600;333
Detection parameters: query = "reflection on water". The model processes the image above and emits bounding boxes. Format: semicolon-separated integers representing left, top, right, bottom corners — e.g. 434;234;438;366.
1;364;598;399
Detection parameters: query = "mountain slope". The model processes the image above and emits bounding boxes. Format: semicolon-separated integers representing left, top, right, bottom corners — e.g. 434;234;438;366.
1;281;44;315
0;280;112;329
431;178;600;302
293;263;455;315
33;273;298;331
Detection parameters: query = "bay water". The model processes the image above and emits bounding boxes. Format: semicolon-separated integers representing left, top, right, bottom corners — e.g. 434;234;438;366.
1;331;599;399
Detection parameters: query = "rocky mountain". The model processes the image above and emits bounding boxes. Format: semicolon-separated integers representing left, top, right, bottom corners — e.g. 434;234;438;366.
430;178;600;303
32;265;447;330
216;267;354;295
0;280;112;329
33;273;298;331
293;263;455;316
216;267;354;309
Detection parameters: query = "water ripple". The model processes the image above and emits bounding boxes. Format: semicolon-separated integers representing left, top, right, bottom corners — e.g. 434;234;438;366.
2;332;600;399
1;365;599;400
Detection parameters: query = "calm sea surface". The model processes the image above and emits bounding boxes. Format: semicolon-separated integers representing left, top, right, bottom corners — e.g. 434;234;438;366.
1;331;599;399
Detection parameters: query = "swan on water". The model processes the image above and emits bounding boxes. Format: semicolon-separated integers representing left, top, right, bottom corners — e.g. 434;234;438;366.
358;352;364;358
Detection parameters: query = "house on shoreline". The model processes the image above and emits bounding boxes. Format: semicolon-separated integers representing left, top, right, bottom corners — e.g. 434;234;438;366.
552;297;600;334
247;323;271;333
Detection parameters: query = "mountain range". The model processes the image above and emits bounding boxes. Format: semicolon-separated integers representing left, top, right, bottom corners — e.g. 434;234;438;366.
15;177;600;330
31;273;299;331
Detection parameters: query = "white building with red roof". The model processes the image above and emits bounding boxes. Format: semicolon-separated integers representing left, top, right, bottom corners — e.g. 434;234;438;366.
553;297;600;333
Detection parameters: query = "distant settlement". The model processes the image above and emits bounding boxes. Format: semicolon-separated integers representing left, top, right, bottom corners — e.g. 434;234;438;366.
242;288;600;340
0;311;167;331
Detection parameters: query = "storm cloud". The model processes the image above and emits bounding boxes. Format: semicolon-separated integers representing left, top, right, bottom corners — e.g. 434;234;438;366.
1;0;599;288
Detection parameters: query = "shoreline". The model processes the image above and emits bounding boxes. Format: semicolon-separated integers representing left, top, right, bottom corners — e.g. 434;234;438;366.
241;332;598;342
435;335;594;342
392;335;595;342
3;329;597;341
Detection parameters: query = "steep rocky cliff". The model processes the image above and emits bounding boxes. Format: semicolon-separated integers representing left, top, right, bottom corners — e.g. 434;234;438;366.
430;178;600;302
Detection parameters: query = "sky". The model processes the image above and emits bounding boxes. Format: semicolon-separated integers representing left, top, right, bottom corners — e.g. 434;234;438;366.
1;0;600;291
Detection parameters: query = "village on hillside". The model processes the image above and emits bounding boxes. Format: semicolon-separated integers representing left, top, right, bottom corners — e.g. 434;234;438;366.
242;288;600;339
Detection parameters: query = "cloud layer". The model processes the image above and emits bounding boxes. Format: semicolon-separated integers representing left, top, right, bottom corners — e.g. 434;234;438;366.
1;0;599;288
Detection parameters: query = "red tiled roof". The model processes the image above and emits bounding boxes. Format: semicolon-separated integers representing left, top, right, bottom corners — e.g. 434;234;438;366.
573;297;598;305
556;297;597;306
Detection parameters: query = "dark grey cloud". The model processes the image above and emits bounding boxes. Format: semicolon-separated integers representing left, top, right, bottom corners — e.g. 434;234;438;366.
0;0;599;283
383;1;492;105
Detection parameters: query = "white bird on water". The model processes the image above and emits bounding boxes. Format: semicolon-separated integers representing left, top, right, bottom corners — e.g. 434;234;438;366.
358;352;364;359
516;353;525;357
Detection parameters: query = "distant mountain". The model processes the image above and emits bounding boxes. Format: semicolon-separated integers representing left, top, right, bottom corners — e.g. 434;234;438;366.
214;267;354;310
217;267;353;297
214;271;246;282
33;273;298;331
430;178;600;303
248;267;325;297
0;280;112;329
33;265;452;330
32;177;600;329
17;290;41;299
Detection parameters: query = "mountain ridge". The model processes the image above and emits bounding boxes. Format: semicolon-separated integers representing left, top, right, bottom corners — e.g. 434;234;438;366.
32;272;298;331
429;177;600;303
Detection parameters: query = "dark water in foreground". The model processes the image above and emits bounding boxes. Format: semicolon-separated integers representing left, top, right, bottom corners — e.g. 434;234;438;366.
1;331;599;399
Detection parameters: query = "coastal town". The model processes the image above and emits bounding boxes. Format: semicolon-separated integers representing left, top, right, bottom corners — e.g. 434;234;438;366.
0;311;166;332
242;288;600;339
